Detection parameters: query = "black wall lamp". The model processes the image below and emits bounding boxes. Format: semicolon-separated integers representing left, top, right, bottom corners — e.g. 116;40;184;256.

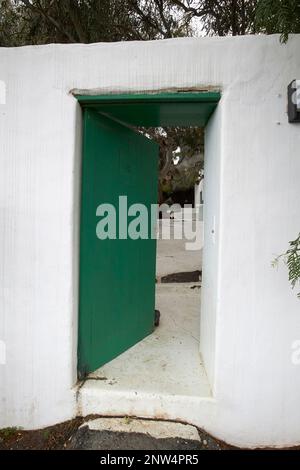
288;80;300;123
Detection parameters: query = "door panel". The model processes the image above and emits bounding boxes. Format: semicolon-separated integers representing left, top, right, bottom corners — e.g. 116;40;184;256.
78;109;158;378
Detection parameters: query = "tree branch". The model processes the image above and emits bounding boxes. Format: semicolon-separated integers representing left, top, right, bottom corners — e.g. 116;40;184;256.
20;0;77;42
65;0;88;43
155;0;172;38
171;0;212;18
128;0;166;38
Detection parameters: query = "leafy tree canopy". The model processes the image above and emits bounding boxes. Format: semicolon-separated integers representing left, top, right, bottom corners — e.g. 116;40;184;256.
256;0;300;42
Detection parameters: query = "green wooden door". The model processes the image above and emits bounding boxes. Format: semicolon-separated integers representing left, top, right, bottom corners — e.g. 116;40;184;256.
78;109;158;378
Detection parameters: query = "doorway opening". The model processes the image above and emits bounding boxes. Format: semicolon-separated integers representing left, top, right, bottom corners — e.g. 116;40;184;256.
75;92;220;416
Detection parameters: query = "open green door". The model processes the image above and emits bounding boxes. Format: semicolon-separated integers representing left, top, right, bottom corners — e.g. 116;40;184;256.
78;109;158;378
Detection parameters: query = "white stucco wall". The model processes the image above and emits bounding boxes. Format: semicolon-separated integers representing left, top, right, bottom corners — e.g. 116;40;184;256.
0;35;300;447
200;105;222;389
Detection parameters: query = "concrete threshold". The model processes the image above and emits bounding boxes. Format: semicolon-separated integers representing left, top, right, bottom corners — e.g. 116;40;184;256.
78;283;215;428
67;417;204;450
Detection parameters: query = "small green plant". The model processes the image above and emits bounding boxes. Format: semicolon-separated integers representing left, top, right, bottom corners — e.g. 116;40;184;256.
273;233;300;298
123;416;133;425
42;429;50;440
0;427;21;441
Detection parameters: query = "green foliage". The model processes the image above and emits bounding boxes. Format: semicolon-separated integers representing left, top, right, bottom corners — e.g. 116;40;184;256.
0;0;261;48
140;127;204;197
0;427;21;440
256;0;300;42
0;0;193;47
42;429;50;439
273;233;300;298
174;0;258;36
1;0;300;47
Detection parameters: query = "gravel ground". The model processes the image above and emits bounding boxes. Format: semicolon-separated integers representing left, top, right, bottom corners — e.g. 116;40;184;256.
0;417;233;450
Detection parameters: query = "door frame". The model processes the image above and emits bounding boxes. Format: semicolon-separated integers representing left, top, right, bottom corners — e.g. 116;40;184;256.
76;92;221;127
76;91;221;379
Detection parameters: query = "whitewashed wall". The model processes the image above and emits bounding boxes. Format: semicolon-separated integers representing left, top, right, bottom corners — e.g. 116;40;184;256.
0;35;300;447
200;105;222;389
